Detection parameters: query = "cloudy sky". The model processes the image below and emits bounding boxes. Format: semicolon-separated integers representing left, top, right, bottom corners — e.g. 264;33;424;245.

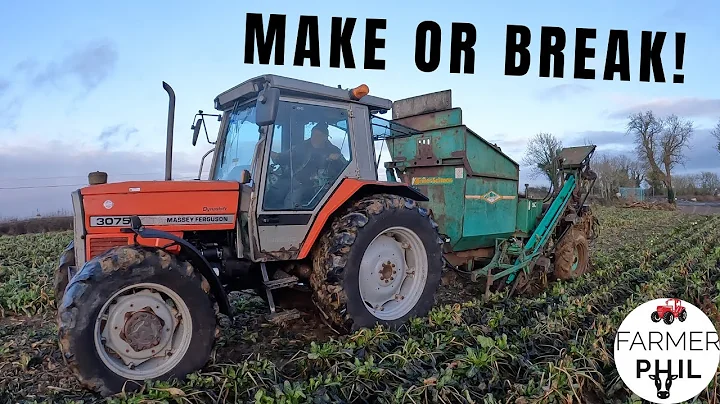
1;0;718;218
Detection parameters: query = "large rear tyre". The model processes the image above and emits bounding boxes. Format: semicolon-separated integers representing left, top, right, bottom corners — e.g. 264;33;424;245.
310;194;444;333
57;246;216;396
553;228;589;280
53;241;75;308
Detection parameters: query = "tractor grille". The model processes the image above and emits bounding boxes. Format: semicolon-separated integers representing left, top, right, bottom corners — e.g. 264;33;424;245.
89;237;129;259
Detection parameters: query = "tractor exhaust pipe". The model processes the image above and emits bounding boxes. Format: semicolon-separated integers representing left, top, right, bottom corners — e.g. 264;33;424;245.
163;81;175;181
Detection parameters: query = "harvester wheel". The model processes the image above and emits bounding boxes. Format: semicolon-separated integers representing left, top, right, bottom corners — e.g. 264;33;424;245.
553;228;589;280
57;245;216;396
53;241;75;308
310;194;444;332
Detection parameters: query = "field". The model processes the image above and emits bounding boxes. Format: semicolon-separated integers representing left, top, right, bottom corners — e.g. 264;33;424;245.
1;206;720;403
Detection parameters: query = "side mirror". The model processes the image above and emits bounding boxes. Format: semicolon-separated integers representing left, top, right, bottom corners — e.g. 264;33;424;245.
239;169;251;184
255;87;280;126
191;117;203;146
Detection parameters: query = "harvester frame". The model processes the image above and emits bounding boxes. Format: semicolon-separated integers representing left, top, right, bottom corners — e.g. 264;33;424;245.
54;74;599;396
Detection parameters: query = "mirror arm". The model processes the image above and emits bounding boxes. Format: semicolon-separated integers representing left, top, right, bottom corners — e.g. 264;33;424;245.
202;118;215;144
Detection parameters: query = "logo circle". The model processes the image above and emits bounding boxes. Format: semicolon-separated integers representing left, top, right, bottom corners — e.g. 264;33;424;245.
103;200;114;210
614;298;720;403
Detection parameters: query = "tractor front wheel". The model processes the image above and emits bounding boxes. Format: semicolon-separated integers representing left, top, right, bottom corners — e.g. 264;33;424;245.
651;311;661;322
310;194;444;332
554;228;590;280
57;246;217;396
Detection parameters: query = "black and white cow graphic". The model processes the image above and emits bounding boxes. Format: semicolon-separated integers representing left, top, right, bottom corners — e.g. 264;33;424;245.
649;372;679;399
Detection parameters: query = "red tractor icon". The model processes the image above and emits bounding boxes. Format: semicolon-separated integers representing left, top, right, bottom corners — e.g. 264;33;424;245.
651;298;687;325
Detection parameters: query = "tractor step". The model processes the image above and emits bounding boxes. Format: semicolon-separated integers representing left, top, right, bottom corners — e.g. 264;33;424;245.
260;263;299;314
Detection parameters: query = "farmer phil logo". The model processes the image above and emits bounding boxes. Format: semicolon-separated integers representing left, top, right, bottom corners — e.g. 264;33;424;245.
614;298;720;403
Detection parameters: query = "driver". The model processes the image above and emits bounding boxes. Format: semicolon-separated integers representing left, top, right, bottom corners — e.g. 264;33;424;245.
269;123;348;207
270;123;346;179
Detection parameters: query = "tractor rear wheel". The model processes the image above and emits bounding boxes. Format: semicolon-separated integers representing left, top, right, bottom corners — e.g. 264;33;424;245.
553;228;590;280
310;194;444;332
53;241;75;308
57;245;216;396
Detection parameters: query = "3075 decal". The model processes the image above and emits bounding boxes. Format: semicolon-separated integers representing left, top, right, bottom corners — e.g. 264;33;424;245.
90;216;133;227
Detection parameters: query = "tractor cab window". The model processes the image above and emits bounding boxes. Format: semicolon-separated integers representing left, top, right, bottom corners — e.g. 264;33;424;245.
213;102;260;183
263;101;352;211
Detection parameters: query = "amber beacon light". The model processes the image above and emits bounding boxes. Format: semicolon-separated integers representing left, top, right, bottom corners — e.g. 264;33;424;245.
349;84;370;100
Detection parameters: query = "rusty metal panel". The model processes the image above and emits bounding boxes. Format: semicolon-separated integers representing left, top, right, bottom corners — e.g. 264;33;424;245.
392;90;452;119
392;108;463;131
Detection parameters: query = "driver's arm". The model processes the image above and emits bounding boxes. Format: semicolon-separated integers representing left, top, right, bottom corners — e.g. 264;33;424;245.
270;149;290;165
327;145;347;164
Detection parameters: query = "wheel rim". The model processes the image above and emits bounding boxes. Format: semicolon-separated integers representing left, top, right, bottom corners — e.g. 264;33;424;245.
358;226;428;321
93;283;193;380
571;247;579;271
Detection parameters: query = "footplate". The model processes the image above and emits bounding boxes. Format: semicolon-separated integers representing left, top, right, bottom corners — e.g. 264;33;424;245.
264;276;299;290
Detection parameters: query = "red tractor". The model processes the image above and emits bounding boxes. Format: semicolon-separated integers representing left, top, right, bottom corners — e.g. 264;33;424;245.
651;298;687;325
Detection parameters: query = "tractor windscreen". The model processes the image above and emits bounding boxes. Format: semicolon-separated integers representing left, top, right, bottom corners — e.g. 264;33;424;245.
212;101;258;181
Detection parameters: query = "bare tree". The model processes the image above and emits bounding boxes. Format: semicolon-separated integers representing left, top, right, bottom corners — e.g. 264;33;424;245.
626;111;694;203
698;172;720;195
592;152;645;200
711;118;720;155
522;132;563;190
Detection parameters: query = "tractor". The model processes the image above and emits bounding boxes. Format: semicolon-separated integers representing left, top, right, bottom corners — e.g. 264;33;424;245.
54;75;599;395
651;298;687;324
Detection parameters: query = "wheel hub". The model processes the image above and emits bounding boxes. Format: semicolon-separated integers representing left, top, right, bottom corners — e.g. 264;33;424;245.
102;289;176;366
93;283;194;380
379;261;396;283
122;309;165;352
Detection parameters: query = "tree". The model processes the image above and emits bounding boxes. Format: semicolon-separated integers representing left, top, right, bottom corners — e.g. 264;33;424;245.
626;111;694;203
698;172;720;195
592;152;645;200
522;132;563;190
711;118;720;155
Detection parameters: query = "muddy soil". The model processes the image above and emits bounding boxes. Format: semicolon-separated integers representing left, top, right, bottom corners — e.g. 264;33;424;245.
0;269;481;403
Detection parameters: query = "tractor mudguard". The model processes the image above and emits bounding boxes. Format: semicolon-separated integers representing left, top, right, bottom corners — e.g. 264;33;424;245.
297;179;429;259
121;217;232;316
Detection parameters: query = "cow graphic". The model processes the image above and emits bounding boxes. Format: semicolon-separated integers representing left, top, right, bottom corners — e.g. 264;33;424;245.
648;372;679;399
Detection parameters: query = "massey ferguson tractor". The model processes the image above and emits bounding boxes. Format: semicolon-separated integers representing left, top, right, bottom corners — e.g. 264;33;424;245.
54;75;599;395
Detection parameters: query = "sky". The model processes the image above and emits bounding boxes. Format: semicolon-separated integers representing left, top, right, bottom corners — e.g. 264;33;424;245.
1;0;719;218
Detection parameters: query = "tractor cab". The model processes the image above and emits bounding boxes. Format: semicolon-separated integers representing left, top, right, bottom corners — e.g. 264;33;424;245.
665;298;680;310
195;75;399;262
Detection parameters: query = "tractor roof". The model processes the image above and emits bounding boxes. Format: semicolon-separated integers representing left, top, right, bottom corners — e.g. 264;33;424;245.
214;74;393;113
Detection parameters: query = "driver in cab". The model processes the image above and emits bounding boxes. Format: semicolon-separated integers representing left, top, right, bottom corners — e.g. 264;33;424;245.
269;123;348;207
